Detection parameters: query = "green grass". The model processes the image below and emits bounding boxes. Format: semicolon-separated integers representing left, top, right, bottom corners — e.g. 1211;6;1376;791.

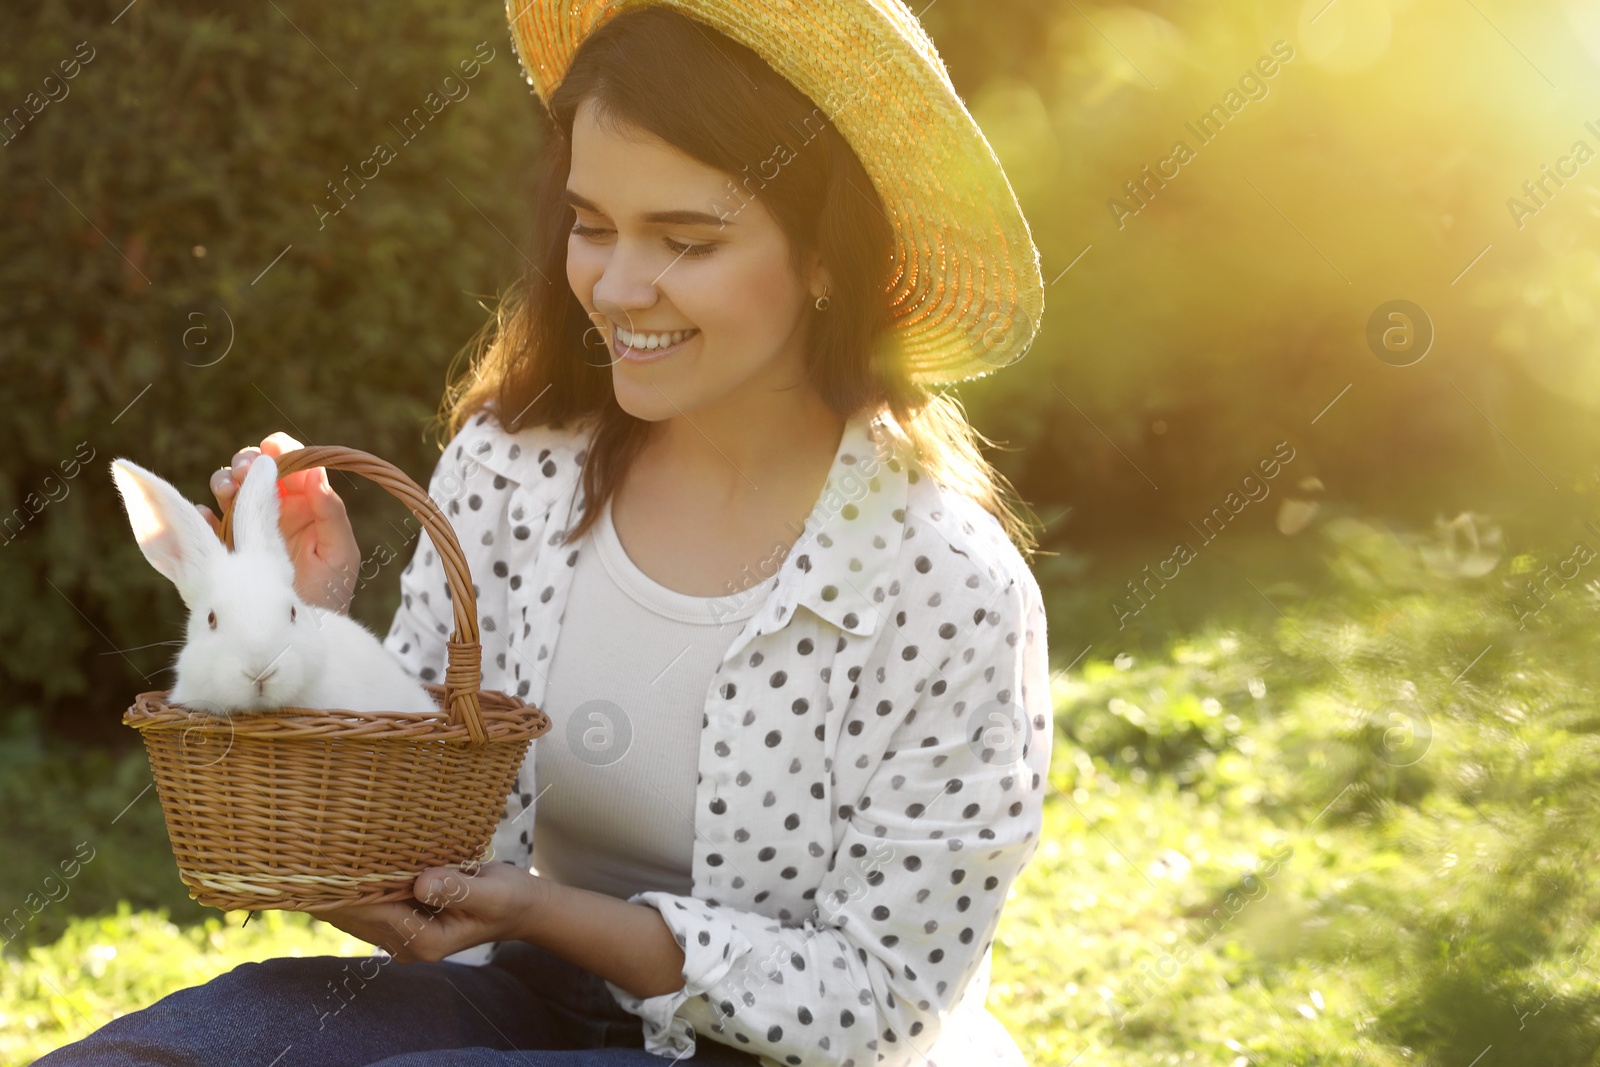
984;512;1600;1066
9;510;1600;1064
1;905;367;1064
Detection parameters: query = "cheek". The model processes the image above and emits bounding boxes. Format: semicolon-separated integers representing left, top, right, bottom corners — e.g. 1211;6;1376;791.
566;239;602;302
686;254;800;341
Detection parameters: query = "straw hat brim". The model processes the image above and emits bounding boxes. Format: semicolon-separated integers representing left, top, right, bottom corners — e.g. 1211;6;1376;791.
505;0;1044;386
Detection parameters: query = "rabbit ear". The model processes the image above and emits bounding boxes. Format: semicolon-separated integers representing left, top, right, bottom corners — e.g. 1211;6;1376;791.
232;454;294;577
110;459;224;605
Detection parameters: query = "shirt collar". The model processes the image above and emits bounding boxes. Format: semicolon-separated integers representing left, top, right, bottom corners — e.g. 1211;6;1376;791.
451;409;592;491
712;408;913;644
464;405;915;643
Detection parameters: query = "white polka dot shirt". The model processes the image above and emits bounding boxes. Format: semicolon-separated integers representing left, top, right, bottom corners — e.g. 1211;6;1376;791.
382;405;1053;1067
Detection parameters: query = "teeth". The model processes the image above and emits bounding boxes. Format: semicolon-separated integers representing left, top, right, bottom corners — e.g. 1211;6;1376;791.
616;326;697;351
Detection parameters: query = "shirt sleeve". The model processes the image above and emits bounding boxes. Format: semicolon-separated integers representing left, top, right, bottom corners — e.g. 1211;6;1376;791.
381;427;489;687
605;568;1054;1067
380;418;544;969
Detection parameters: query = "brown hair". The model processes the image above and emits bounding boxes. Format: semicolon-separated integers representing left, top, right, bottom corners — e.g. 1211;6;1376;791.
440;7;1040;560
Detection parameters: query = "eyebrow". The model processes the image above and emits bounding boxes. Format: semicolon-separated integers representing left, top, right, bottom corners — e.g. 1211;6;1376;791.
562;188;734;227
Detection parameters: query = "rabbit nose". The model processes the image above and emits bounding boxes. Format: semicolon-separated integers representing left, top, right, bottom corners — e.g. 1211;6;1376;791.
246;667;278;693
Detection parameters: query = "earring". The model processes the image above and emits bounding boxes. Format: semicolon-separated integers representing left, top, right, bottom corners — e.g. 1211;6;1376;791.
814;292;831;311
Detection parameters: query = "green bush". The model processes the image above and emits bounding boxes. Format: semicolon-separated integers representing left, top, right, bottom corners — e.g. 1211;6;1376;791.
0;0;543;747
942;1;1600;540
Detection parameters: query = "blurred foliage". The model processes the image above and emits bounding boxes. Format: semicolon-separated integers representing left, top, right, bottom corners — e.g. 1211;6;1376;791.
941;0;1600;543
0;0;542;747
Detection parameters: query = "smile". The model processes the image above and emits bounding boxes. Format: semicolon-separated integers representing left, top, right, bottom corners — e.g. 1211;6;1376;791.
614;325;700;362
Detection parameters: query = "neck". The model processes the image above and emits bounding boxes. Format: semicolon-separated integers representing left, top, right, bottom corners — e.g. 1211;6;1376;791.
642;391;846;502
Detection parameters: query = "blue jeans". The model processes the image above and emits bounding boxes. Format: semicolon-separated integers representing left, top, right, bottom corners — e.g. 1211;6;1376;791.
35;939;763;1066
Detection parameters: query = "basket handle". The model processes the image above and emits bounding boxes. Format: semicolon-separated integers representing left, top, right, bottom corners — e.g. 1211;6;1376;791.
217;445;489;743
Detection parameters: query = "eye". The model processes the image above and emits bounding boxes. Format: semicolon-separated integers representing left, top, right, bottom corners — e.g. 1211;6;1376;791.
570;222;715;259
664;236;716;259
290;605;297;623
207;610;217;630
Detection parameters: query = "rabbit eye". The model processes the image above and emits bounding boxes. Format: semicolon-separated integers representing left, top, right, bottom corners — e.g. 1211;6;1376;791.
290;605;297;622
207;610;217;630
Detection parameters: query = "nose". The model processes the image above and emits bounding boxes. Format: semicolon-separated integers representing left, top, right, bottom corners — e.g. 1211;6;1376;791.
245;666;278;694
589;241;662;332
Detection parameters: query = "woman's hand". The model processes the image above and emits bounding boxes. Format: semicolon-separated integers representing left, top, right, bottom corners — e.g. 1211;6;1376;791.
305;863;543;964
310;863;687;998
197;431;360;614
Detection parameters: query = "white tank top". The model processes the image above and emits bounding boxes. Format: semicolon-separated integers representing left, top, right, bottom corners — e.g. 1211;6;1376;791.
531;493;771;899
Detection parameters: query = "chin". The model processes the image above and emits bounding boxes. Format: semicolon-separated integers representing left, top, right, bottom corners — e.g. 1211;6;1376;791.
611;381;688;423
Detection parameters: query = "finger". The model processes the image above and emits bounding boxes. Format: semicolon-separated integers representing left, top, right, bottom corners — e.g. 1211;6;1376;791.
370;916;420;960
262;433;316;494
226;452;258;493
304;465;349;520
195;504;221;539
260;431;304;457
260;432;309;490
416;868;476;908
311;911;401;954
259;435;308;492
368;929;406;959
416;873;449;908
209;468;239;507
307;902;388;920
279;466;317;497
371;927;406;959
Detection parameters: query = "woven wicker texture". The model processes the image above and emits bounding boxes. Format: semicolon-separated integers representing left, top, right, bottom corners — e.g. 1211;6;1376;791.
505;0;1044;386
123;446;550;912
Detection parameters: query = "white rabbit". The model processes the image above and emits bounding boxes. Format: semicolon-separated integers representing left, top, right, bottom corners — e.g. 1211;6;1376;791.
110;453;439;717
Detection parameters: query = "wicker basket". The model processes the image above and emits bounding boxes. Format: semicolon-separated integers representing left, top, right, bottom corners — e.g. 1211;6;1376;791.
122;445;551;912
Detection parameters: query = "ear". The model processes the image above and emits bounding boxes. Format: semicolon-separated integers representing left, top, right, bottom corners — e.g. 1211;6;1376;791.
110;459;223;604
804;250;832;303
232;453;295;576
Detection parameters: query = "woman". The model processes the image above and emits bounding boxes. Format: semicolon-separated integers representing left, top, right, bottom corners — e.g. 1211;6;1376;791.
41;3;1051;1065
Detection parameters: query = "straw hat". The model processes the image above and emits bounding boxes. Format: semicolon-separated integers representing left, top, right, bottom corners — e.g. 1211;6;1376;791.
504;0;1044;385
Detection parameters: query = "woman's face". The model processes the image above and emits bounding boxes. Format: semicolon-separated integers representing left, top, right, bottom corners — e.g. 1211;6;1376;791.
564;97;828;424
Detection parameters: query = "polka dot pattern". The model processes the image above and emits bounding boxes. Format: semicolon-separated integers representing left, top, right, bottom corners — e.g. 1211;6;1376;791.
380;405;1052;1067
